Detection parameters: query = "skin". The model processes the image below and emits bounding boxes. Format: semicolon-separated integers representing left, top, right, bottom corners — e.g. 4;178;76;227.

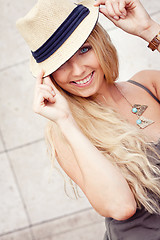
33;0;160;219
94;0;160;48
51;42;106;98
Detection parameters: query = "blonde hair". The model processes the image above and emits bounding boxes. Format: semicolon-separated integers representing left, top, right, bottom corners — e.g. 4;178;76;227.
45;23;160;214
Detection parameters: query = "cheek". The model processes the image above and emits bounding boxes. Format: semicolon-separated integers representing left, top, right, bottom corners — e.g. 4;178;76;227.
52;70;68;84
88;52;101;69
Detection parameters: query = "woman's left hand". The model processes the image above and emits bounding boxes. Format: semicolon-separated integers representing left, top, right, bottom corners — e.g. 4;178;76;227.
94;0;153;38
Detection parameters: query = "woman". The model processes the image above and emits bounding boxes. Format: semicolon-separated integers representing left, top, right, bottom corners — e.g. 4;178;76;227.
16;0;160;239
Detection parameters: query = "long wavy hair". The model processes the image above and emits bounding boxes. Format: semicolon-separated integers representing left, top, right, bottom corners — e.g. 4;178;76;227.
45;23;160;214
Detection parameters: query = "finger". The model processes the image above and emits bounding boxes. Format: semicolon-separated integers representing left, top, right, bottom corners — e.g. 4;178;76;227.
36;69;45;87
99;7;109;17
99;7;118;23
105;1;119;20
112;1;122;16
34;90;56;112
119;0;127;16
112;1;126;18
43;75;54;87
38;84;56;96
34;70;45;99
43;76;60;94
39;90;56;104
94;0;106;6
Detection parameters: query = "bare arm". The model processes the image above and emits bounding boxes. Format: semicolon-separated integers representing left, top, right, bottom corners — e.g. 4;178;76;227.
34;72;136;220
56;116;136;220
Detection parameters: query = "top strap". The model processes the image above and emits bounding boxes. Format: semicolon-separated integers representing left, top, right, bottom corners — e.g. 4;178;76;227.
128;80;160;104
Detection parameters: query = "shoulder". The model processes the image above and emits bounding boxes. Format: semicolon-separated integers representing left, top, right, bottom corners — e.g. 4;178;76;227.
131;70;160;84
130;70;160;100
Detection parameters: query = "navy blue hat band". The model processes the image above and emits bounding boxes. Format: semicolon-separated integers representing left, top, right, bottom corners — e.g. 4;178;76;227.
31;4;90;63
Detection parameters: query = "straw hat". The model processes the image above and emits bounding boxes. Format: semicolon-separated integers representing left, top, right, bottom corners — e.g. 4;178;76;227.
16;0;99;77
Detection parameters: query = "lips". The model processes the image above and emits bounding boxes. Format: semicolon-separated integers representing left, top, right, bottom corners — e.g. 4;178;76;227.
70;72;94;87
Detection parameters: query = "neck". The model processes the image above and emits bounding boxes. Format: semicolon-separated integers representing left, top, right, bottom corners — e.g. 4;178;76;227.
94;82;121;107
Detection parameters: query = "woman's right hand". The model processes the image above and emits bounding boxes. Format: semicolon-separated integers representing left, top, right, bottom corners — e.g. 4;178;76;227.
33;70;73;125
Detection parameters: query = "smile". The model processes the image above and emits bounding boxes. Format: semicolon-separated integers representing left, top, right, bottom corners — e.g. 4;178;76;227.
70;72;94;87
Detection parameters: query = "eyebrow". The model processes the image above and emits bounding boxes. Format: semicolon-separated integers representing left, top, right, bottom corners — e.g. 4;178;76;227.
80;42;91;48
82;42;89;45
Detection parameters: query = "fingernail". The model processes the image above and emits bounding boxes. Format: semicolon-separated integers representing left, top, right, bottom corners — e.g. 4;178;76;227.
113;16;119;20
51;90;56;96
120;15;125;19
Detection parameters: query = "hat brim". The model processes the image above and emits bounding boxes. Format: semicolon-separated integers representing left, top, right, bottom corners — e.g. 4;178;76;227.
30;0;99;77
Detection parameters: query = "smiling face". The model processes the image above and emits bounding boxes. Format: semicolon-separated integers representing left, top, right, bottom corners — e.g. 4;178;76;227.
51;42;106;98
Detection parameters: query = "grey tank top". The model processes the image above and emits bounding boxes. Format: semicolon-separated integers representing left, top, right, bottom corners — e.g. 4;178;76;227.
104;80;160;240
104;142;160;240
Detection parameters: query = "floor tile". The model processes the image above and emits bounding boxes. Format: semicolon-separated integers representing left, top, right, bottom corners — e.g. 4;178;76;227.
0;153;29;234
0;229;32;240
32;208;104;240
43;222;105;240
0;0;159;239
0;63;46;149
0;0;37;70
0;136;5;153
141;0;160;14
8;141;91;224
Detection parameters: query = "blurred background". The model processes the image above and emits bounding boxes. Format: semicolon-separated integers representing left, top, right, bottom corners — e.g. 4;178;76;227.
0;0;159;239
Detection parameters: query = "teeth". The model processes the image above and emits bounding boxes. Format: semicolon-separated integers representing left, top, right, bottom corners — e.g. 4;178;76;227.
75;73;92;85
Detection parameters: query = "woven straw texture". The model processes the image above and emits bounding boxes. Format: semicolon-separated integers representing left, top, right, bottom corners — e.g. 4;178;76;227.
16;0;99;77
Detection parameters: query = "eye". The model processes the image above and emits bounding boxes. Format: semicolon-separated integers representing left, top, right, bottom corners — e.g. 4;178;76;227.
80;46;91;54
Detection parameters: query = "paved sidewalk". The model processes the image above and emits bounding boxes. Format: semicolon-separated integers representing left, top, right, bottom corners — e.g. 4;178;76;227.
0;0;159;239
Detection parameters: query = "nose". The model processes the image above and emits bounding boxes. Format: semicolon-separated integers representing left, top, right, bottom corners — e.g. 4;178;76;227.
69;56;85;77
